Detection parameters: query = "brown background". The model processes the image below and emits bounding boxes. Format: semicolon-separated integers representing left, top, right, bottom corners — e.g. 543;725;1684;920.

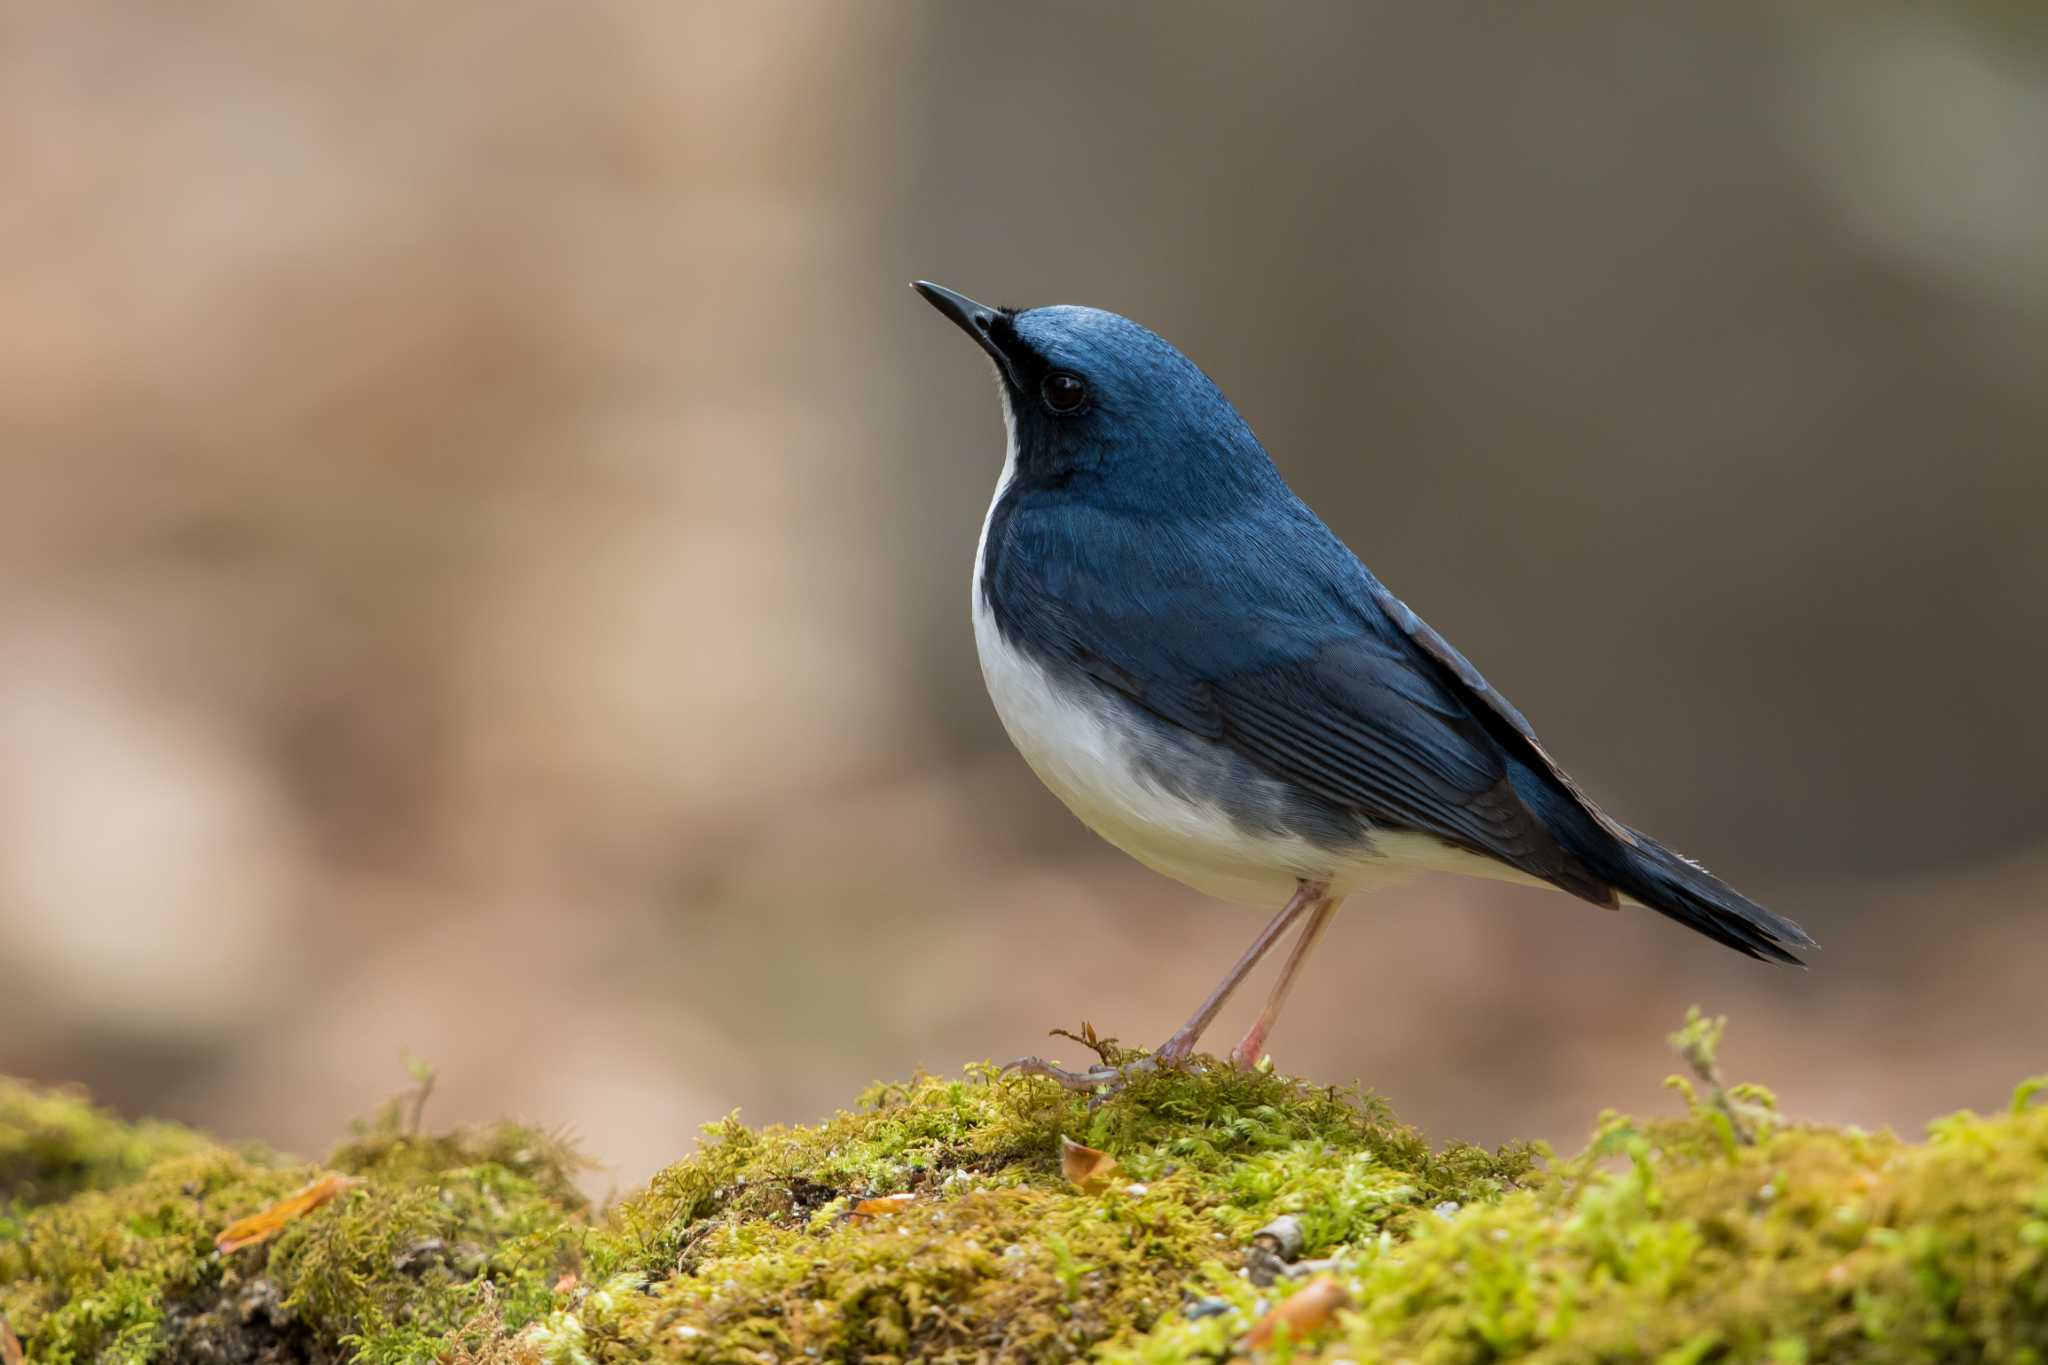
3;3;2043;1188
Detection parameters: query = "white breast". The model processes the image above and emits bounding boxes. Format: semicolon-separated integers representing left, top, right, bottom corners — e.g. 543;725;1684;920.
969;402;1541;909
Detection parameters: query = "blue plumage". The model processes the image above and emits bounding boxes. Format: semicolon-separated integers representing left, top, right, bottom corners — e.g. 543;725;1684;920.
914;281;1811;1087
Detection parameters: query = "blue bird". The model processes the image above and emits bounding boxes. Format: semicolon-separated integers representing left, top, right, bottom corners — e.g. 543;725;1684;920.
912;281;1814;1091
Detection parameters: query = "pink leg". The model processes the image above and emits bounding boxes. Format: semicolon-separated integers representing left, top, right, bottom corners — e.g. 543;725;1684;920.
1005;879;1329;1093
1228;892;1339;1071
1154;879;1328;1067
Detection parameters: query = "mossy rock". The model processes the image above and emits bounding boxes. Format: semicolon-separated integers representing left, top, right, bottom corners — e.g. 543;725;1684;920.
3;1024;2045;1364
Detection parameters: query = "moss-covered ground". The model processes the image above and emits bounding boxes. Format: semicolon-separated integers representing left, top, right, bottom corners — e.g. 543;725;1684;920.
4;1016;2045;1364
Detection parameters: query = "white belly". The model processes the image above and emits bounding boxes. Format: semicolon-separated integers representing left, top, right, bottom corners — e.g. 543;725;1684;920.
969;414;1544;909
970;620;1306;905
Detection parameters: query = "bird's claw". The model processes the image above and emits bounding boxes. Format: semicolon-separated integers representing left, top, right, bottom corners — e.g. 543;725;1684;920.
998;1051;1176;1101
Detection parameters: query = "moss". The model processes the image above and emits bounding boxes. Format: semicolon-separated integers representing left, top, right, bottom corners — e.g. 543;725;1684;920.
552;1062;1529;1364
0;1078;215;1210
0;1080;588;1364
6;1028;2048;1364
268;1110;590;1364
1280;1083;2048;1365
1106;1055;2048;1365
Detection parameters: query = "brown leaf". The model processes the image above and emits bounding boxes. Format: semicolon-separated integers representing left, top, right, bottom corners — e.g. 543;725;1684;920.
2;1313;24;1365
216;1174;363;1254
1244;1275;1350;1350
1060;1135;1119;1193
850;1192;917;1218
552;1271;580;1295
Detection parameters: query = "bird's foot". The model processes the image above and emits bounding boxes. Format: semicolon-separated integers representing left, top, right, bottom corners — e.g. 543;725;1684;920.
1000;1021;1207;1099
1227;1022;1273;1073
1000;1053;1159;1095
1000;1037;1213;1099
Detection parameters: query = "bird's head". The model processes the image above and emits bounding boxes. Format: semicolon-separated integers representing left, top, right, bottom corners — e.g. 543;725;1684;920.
913;282;1279;511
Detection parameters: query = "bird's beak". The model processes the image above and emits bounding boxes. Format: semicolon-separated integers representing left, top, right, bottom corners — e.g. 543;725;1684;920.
911;280;1019;386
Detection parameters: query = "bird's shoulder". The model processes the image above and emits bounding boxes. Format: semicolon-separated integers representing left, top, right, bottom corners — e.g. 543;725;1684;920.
983;485;1372;664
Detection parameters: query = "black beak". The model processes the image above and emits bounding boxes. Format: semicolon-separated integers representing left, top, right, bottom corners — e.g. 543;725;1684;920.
911;280;1019;385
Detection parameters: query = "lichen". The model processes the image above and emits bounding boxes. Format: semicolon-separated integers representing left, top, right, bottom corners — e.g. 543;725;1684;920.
5;1025;2047;1365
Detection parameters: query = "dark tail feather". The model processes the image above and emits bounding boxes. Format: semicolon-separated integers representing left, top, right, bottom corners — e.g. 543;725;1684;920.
1499;754;1816;964
1608;831;1817;965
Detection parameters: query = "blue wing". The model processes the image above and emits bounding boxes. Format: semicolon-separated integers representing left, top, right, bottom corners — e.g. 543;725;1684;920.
982;493;1624;904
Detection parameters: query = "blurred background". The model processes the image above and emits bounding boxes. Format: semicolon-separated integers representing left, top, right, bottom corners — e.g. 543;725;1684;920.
3;3;2045;1188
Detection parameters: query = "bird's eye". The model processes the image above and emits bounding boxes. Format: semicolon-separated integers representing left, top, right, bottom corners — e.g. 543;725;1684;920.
1041;372;1088;414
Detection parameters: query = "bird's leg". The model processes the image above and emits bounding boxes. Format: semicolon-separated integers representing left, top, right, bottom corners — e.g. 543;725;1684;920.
1227;892;1339;1072
1152;879;1331;1068
1003;879;1330;1094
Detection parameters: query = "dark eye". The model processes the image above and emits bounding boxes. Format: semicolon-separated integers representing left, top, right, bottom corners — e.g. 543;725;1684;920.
1041;372;1088;414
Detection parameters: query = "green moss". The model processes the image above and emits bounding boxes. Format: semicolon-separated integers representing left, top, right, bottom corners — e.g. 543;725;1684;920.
0;1082;588;1365
6;1029;2048;1364
0;1077;215;1210
1107;1074;2048;1365
552;1062;1529;1363
269;1112;590;1364
0;1142;304;1363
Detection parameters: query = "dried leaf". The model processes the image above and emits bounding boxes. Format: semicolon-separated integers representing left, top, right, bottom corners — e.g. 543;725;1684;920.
1;1313;23;1365
553;1271;580;1295
1244;1275;1350;1350
851;1192;917;1218
216;1174;362;1254
1060;1135;1119;1192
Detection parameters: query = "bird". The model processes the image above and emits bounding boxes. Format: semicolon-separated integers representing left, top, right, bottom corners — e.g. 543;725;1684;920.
911;280;1814;1092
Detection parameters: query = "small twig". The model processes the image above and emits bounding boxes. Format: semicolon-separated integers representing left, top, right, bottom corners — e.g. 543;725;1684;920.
402;1050;437;1137
1048;1023;1122;1067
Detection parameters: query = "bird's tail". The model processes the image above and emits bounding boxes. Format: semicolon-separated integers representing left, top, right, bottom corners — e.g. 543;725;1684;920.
1604;831;1816;965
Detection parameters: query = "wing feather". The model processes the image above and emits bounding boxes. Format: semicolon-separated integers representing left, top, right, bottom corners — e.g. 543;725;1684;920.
985;496;1620;904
